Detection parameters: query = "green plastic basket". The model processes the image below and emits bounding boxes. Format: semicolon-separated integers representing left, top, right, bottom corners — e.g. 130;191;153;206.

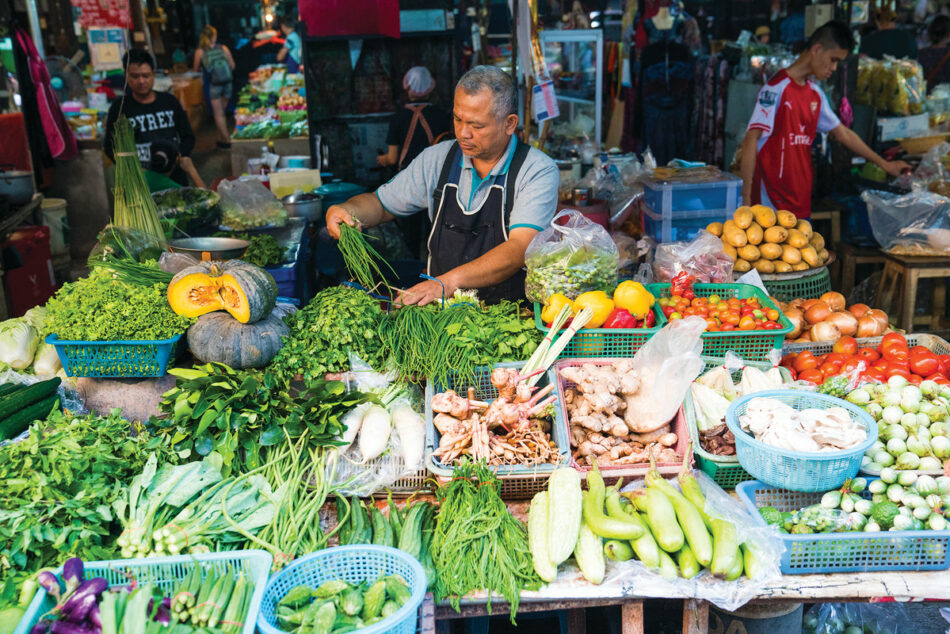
532;283;663;359
654;283;793;361
760;267;832;303
684;357;793;488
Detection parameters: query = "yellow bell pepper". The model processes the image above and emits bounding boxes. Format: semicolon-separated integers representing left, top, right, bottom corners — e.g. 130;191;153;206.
573;290;615;328
541;293;574;324
613;281;655;319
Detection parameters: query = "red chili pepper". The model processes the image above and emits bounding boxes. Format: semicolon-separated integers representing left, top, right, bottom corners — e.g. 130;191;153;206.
671;271;696;300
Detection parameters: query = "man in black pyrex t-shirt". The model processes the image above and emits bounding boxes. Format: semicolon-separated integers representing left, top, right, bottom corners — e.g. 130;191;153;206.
103;49;199;186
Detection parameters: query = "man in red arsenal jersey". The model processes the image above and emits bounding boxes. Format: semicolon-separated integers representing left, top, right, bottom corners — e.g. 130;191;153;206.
740;21;910;218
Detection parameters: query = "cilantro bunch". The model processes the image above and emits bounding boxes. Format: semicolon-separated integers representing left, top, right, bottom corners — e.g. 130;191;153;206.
269;285;386;383
42;269;193;341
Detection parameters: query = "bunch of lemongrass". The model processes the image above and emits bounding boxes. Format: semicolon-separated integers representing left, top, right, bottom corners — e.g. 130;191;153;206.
112;116;167;248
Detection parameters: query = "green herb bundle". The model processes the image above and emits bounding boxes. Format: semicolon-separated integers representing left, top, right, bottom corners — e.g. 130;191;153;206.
88;255;174;286
42;269;193;341
431;460;540;620
338;223;395;293
269;285;387;383
377;304;439;379
0;409;176;585
112;116;167;248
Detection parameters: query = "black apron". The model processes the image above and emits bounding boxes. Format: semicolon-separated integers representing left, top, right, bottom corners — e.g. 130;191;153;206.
427;141;530;304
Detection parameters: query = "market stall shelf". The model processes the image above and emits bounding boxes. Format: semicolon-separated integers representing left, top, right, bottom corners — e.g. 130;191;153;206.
14;550;273;634
833;242;887;298
737;480;950;574
876;252;950;332
782;332;950;357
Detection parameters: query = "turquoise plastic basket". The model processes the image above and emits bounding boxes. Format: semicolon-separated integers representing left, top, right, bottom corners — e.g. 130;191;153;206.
13;550;272;634
45;333;182;378
725;390;878;492
257;545;426;634
736;480;950;574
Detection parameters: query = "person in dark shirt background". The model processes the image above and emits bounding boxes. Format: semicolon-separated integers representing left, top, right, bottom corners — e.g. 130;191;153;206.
919;15;950;90
377;66;452;258
860;8;918;60
103;49;201;187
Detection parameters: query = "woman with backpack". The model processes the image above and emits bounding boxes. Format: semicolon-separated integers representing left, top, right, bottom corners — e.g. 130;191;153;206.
193;25;235;149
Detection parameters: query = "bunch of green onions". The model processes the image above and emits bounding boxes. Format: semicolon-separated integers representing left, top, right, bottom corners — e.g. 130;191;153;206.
338;223;395;293
89;254;174;286
112;115;167;248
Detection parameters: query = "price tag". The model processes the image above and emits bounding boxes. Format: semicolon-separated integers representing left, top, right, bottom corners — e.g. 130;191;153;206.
532;81;560;124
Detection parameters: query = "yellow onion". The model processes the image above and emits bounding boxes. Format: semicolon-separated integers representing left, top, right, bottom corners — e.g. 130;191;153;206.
804;300;832;325
848;303;871;319
868;309;889;333
857;315;879;338
811;320;842;342
827;311;858;337
820;291;847;312
784;307;804;339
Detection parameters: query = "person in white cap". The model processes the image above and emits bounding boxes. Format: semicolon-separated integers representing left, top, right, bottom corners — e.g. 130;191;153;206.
376;66;453;257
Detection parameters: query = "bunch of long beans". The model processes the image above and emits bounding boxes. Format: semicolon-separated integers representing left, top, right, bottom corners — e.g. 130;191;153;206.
378;304;439;379
338;223;395;293
431;459;541;621
112;116;167;247
226;430;351;570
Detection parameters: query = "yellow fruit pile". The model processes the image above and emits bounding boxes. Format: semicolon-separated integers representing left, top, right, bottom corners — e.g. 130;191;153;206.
707;205;829;274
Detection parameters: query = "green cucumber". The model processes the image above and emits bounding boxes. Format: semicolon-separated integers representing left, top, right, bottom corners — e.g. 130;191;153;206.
0;396;59;441
0;383;25;398
0;378;60;420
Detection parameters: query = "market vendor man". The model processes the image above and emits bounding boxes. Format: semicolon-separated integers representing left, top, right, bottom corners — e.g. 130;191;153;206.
325;65;558;305
740;21;911;218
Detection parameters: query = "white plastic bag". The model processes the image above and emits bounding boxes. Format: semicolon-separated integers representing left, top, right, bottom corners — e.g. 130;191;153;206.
862;189;950;255
624;316;706;433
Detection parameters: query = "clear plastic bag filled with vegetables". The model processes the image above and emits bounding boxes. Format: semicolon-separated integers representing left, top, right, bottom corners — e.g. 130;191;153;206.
329;355;426;497
606;470;786;612
524;209;619;302
652;229;734;283
217;178;288;230
88;225;166;264
803;602;909;634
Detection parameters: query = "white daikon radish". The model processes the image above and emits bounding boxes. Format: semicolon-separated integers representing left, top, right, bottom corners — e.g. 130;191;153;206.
359;405;392;462
391;403;425;471
340;402;371;449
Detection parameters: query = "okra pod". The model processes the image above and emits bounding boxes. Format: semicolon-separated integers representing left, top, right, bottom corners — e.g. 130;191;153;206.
207;568;235;629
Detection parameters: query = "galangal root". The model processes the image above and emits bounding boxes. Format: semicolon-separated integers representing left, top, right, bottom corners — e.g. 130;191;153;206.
560;361;680;467
431;368;560;466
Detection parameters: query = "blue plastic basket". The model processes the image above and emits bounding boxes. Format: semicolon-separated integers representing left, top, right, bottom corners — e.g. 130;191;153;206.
45;333;182;378
14;550;272;634
725;390;878;492
257;545;426;634
736;480;950;574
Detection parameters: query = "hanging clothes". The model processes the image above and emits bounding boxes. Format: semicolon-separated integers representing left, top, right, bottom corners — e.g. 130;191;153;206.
696;55;732;167
637;38;694;165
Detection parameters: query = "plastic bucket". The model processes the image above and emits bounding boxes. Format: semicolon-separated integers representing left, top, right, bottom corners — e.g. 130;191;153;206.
708;602;803;634
41;198;69;256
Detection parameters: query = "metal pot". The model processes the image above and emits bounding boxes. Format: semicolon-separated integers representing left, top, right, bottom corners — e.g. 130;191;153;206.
169;237;249;261
281;192;323;223
0;165;35;206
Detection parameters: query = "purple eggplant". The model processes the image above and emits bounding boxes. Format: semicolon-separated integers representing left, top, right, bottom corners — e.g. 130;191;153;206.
36;571;62;603
62;559;84;595
147;597;171;626
49;622;98;634
30;624;49;634
60;578;107;624
87;605;101;628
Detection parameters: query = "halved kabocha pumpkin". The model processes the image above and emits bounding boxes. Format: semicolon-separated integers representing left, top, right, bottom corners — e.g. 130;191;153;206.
168;260;277;323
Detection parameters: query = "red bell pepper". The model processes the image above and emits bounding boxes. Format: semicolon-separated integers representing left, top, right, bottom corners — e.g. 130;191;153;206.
603;308;638;328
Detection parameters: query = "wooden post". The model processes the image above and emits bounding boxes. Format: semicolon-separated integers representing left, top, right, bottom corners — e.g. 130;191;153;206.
567;608;587;634
621;601;645;634
683;599;709;634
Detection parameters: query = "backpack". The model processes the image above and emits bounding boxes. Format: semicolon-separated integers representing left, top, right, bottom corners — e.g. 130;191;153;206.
204;46;232;85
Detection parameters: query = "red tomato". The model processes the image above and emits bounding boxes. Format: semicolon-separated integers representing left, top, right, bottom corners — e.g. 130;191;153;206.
767;309;780;321
862;367;886;383
787;367;798;380
910;345;930;357
720;323;736;331
881;332;909;349
781;353;797;367
925;373;948;383
842;359;864;373
833;336;859;355
883;347;909;364
909;374;923;385
793;352;819;373
857;347;880;363
872;358;889;371
705;318;719;331
819;362;842;378
739;316;756;331
798;369;823;384
888;367;912;381
825;352;847;365
939;355;950;374
909;353;940;377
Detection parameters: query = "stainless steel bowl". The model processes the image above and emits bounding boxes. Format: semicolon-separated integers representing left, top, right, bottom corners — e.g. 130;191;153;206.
281;192;323;223
168;237;249;261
